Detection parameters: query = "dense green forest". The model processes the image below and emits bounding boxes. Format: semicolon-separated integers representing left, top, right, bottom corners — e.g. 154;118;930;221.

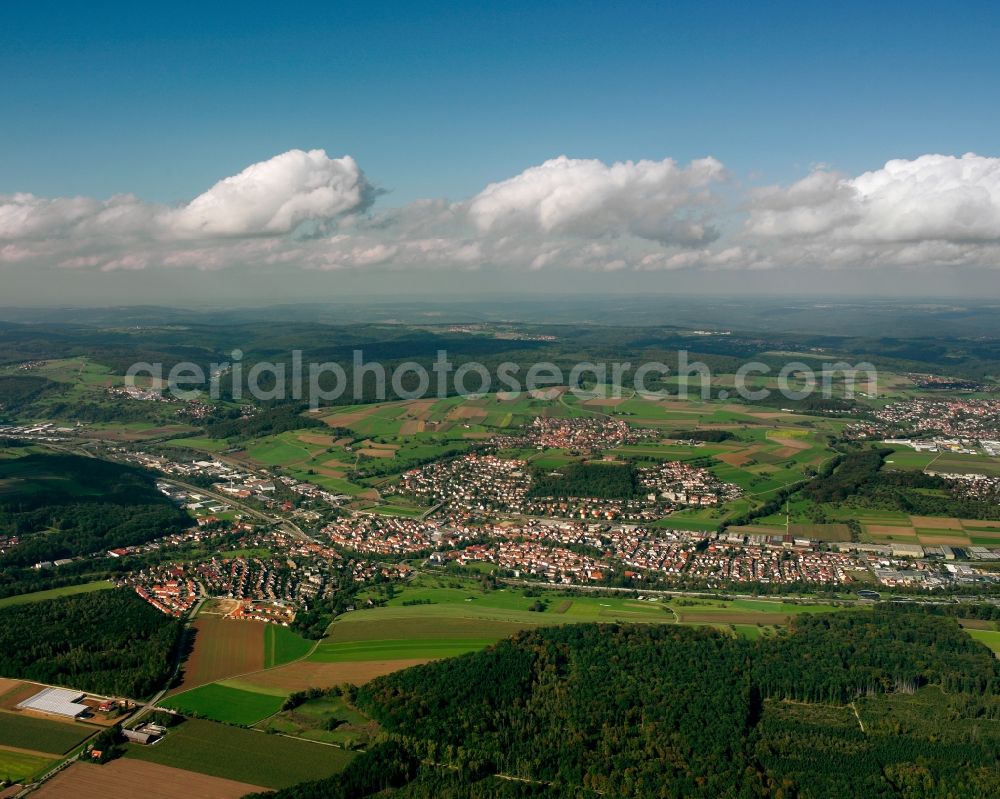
528;462;639;499
0;375;62;412
0;589;181;697
801;448;888;503
202;403;331;439
667;428;735;442
0;453;190;566
254;610;1000;799
844;469;1000;520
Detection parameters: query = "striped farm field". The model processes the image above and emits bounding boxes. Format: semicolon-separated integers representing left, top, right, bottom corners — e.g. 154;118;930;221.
310;638;497;662
919;534;972;546
170;617;266;694
911;516;963;529
0;710;94;753
225;659;434;693
864;525;917;540
30;758;267;799
309;614;528;663
264;624;313;668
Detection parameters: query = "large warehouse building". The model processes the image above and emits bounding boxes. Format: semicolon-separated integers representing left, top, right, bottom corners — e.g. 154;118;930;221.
16;687;90;719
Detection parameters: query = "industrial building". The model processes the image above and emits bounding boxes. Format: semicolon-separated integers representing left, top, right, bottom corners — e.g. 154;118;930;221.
16;687;90;719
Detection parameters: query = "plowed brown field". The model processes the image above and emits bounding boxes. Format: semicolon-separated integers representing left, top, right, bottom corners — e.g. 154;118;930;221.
30;759;266;799
170;617;265;694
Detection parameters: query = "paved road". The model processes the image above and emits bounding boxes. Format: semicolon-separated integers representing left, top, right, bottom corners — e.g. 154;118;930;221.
35;439;314;542
158;476;312;542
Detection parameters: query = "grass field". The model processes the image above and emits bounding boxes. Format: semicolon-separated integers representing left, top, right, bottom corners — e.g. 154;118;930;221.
125;718;354;789
161;683;285;726
257;693;378;748
0;710;94;753
264;624;313;668
967;629;1000;655
0;580;115;609
163;437;231;452
224;659;433;694
0;746;56;783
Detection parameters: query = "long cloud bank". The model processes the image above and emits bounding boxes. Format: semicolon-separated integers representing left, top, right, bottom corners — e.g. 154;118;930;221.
2;149;1000;274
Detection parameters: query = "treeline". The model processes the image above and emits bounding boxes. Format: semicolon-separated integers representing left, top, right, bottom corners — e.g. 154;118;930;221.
0;454;191;566
845;470;1000;520
802;447;889;503
202;404;330;439
0;589;181;697
667;429;735;442
257;610;1000;799
43;399;167;424
528;462;639;500
753;608;999;701
290;582;362;639
0;375;61;411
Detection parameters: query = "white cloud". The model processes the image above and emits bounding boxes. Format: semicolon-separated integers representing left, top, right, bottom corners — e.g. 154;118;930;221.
161;149;374;237
0;149;373;244
4;150;1000;279
0;193;155;241
467;155;725;244
747;153;1000;244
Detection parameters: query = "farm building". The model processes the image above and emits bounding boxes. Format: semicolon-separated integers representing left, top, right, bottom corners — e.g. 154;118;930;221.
122;723;165;745
16;687;90;719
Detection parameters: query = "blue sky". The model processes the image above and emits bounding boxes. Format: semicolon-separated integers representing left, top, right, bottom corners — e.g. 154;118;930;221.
2;0;1000;303
3;0;998;205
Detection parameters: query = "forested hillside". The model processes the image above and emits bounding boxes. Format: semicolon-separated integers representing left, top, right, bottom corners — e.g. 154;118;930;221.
0;453;190;566
251;609;1000;799
0;589;181;697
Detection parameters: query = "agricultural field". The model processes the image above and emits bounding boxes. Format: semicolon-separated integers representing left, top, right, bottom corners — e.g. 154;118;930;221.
161;436;232;452
150;390;852;525
0;747;56;784
30;759;267;799
264;624;314;668
884;444;1000;476
170;616;266;693
0;580;115;609
125;718;354;789
0;708;95;754
851;515;1000;547
161;683;284;726
223;659;434;695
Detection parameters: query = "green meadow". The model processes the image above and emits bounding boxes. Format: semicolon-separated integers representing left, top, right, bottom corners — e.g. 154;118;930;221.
160;683;285;726
0;580;115;609
264;624;314;668
0;748;56;783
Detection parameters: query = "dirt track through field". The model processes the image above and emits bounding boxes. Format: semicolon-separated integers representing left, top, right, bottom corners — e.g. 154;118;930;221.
31;759;266;799
234;659;431;692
